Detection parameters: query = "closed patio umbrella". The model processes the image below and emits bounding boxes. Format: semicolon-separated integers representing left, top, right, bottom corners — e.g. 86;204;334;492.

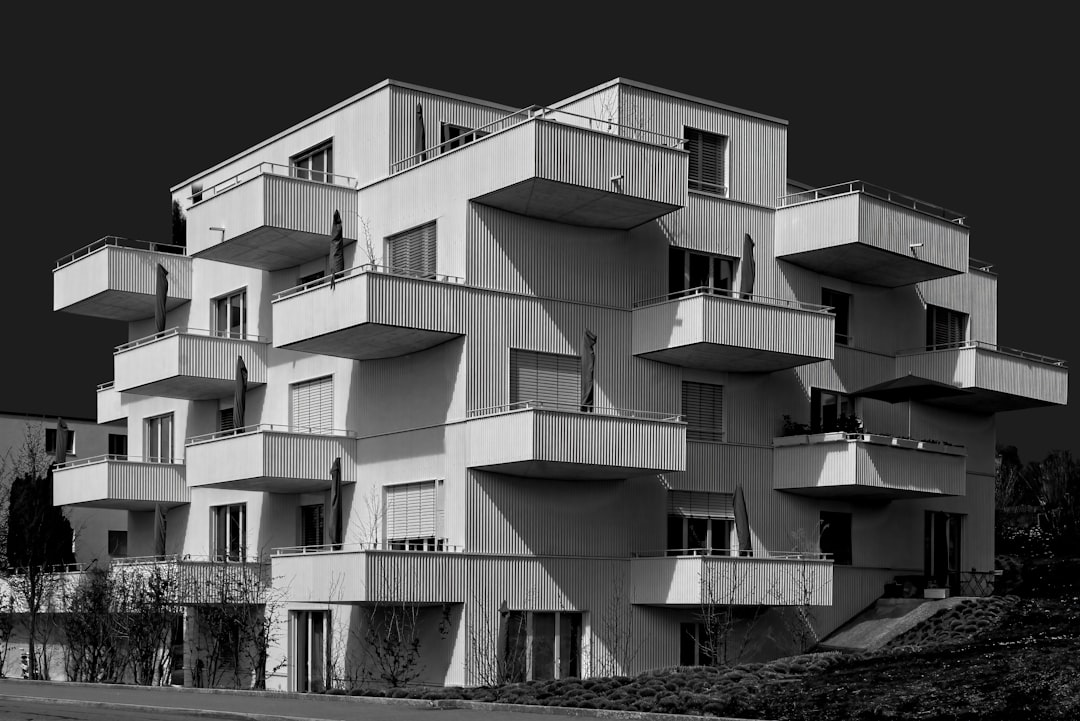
581;329;597;412
234;356;247;431
328;209;344;289
852;373;971;437
155;263;169;334
734;485;752;557
416;102;427;163
154;504;167;558
54;418;69;465
329;457;342;549
739;233;756;299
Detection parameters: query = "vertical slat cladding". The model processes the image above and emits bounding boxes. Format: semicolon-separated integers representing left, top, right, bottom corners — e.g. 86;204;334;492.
186;178;264;256
367;274;468;333
178;335;268;383
109;248;193;299
54;248;108;309
532;411;684;472
776;194;861;256
619;85;785;208
533;121;685;206
968;270;997;344
797;346;896;396
365;551;467;603
264;432;357;483
97;384;123;424
115;334;181;391
975;348;1068;403
107;460;189;503
816;566;916;637
700;557;832;605
264;175;358;239
855;443;967;496
554;87;620;125
919;270;972;316
858;196;968;271
701;297;832;358
896;348;974;387
389;87;510;171
666;442;770;493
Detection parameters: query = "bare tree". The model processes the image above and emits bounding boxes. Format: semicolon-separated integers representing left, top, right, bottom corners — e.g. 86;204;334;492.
357;215;377;267
593;571;641;677
694;560;767;667
114;562;181;686
61;566;125;683
777;527;826;654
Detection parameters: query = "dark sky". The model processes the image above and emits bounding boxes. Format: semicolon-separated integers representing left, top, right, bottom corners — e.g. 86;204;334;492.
3;9;1073;464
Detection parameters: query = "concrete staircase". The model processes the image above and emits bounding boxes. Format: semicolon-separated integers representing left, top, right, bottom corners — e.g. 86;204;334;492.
818;597;966;652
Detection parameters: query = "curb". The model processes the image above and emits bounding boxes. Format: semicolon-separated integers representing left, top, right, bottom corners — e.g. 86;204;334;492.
0;694;318;721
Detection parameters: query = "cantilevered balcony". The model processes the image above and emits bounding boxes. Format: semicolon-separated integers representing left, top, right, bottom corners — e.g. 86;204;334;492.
465;402;685;480
776;181;968;287
631;553;833;606
387;106;686;229
185;425;358;493
895;341;1069;412
111;556;269;604
114;327;268;400
52;455;189;511
271;265;468;359
53;236;190;320
97;381;124;424
272;544;466;604
632;288;835;371
773;432;966;499
186;163;358;270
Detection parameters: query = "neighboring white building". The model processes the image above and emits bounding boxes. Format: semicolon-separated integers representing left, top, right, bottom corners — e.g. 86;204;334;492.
49;78;1068;690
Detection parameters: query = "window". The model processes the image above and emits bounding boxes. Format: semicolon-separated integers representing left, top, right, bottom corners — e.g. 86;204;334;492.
300;504;324;547
384;480;444;550
822;288;852;345
213;503;246;562
291;140;333;183
682;382;724;442
144;413;174;463
45;428;75;455
811;388;856;433
213;289;247;339
108;530;128;558
504;611;582;682
685;127;728;195
298;270;325;286
666;491;736;556
668;247;735;296
680;622;717;666
926;304;968;348
510;350;580;408
386;221;437;277
290;375;333;432
819;511;852;565
107;433;127;456
218;408;234;432
292;610;328;692
440;123;489;152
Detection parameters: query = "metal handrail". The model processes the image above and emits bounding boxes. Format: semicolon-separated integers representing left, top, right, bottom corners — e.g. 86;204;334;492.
55;236;186;269
273;263;466;302
968;257;996;274
896;340;1068;367
633;549;832;561
273;542;465;556
54;453;184;469
777;180;968;226
112;553;267;566
115;326;270;353
187;162;358;203
468;400;683;423
186;423;357;445
390;104;686;174
632;286;834;313
96;381;114;392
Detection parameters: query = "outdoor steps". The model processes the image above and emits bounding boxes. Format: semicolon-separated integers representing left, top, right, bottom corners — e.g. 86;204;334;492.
818;597;967;652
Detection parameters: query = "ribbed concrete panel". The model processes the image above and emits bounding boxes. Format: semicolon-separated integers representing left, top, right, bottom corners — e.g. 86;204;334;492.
466;409;685;479
896;345;1068;411
777;193;968;286
188;173;357;270
632;294;834;371
53;458;189;510
773;433;967;499
54;245;192;320
114;331;268;400
631;556;833;606
186;429;358;492
96;383;124;424
272;272;468;359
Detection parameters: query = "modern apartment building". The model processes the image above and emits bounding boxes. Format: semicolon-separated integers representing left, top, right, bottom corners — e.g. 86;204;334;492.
50;78;1068;690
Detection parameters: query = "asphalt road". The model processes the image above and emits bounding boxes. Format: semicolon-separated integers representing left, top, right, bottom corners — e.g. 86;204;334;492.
0;696;253;720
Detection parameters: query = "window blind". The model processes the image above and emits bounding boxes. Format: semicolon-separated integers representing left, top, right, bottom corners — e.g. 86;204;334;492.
300;504;324;547
682;381;724;442
387;221;437;276
510;350;580;408
667;491;735;518
290;376;333;431
385;480;440;540
686;128;727;194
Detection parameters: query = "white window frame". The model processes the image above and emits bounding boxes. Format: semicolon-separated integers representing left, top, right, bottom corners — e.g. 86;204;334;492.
212;288;247;339
383;479;445;550
289;375;334;432
144;413;174;463
684;126;729;196
212;502;247;562
290;140;334;184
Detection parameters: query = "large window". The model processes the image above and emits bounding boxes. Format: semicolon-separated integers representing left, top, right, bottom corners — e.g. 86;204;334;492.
45;427;75;456
926;304;968;348
291;140;333;183
384;480;444;550
669;247;735;297
819;511;852;565
811;388;856;433
290;375;333;432
685;127;728;196
510;350;580;408
666;491;736;556
213;289;247;338
213;503;246;562
108;530;128;559
505;611;582;682
292;610;329;692
144;413;174;463
387;221;437;278
107;433;127;456
440;123;489;152
822;288;852;346
682;381;724;442
680;622;717;666
300;503;324;547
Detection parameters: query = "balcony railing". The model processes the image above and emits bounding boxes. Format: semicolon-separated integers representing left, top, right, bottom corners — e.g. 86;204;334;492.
115;326;269;352
632;286;834;313
273;542;465;556
186;423;358;446
55;236;186;269
272;263;465;302
467;400;683;423
111;555;269;604
188;162;358;204
390;105;686;174
52;454;189;510
778;180;968;226
899;340;1068;368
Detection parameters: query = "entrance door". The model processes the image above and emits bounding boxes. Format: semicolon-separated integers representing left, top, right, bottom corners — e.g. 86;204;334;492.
293;610;327;692
925;512;962;594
